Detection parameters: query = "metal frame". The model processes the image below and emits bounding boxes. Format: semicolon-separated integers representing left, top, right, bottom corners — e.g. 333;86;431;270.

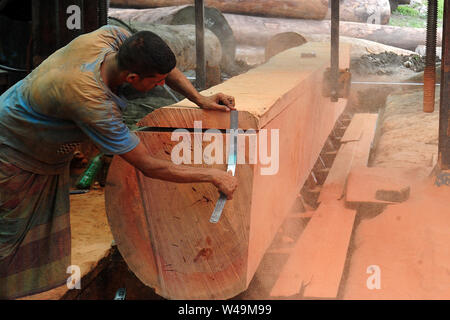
438;0;450;169
195;0;206;90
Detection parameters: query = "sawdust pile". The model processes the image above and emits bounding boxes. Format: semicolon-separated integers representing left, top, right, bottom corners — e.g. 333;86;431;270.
351;52;431;76
341;88;450;299
372;88;439;168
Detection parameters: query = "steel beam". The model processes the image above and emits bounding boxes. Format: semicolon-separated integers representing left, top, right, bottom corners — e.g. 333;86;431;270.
195;0;206;90
438;0;450;168
330;0;340;102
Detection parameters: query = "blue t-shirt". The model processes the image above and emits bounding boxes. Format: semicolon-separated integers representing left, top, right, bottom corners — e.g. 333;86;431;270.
0;26;139;174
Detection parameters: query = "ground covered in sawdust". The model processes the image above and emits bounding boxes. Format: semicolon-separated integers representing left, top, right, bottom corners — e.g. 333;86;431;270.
70;188;113;275
372;88;440;169
341;88;450;299
21;189;112;300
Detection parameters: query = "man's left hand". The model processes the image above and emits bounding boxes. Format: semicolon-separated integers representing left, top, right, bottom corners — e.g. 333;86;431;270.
197;93;236;112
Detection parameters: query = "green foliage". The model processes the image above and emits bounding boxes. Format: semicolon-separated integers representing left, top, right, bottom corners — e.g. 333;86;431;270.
389;16;426;28
438;0;444;19
394;5;420;17
389;1;445;29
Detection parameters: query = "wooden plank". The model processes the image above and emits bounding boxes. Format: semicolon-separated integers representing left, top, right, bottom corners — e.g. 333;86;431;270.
270;114;378;298
317;140;358;202
318;113;378;203
351;114;378;167
270;201;356;298
340;113;366;143
345;166;430;205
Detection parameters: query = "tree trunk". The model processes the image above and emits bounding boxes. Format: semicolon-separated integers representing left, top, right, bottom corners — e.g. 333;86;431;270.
109;18;222;72
109;6;235;72
110;0;329;20
224;13;442;52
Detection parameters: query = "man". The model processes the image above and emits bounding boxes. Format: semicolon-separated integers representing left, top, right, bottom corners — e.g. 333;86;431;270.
0;25;237;299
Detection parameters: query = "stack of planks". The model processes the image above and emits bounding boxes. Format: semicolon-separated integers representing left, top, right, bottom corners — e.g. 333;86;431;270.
105;42;351;299
270;113;379;298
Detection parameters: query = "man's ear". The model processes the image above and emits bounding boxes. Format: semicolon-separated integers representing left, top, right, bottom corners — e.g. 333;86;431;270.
125;73;140;84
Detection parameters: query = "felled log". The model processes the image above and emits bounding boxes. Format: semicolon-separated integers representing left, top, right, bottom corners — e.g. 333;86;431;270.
109;19;222;72
224;13;443;51
105;42;350;299
325;0;392;25
109;6;235;71
110;0;329;20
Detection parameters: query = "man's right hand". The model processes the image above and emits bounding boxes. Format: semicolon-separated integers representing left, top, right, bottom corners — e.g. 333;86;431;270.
211;169;238;200
121;142;238;199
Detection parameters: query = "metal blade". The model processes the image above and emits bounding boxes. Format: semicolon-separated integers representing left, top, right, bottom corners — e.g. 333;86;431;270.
209;110;238;224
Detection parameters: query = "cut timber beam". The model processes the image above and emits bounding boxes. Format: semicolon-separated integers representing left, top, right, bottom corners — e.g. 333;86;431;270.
345;166;430;205
270;113;378;299
106;42;350;300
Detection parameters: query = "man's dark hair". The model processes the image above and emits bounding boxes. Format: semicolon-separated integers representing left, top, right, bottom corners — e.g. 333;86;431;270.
117;31;176;77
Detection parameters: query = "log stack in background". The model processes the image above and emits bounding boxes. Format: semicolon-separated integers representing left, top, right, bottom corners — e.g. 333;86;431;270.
109;17;222;72
224;13;442;52
331;0;392;24
110;0;392;24
110;0;329;20
109;6;236;73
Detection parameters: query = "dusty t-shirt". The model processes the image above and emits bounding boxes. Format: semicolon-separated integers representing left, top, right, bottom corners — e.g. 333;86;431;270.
0;25;139;174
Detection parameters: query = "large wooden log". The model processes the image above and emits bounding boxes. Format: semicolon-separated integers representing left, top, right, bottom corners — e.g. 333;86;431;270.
109;18;222;72
105;42;350;299
109;6;235;71
110;0;329;20
224;13;443;51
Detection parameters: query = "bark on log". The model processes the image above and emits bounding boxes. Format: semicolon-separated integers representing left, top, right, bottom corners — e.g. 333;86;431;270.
109;6;235;71
224;13;442;52
110;0;329;20
109;18;222;71
325;0;392;25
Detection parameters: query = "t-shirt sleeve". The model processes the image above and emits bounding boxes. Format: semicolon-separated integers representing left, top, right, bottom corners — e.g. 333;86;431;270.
66;84;140;155
74;103;140;155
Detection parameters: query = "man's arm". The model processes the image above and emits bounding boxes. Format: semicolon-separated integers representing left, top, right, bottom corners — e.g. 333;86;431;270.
120;141;238;199
165;68;236;112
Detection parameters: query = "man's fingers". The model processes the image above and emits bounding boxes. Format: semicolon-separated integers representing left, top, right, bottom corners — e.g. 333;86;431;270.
213;103;230;112
216;93;236;109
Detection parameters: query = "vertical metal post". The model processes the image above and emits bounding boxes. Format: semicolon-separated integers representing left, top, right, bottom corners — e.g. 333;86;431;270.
31;0;59;67
98;0;109;26
330;0;340;102
84;0;99;33
438;0;450;168
423;0;438;113
195;0;206;90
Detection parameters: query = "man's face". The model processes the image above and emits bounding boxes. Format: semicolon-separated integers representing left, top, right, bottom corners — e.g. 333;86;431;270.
126;72;168;92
